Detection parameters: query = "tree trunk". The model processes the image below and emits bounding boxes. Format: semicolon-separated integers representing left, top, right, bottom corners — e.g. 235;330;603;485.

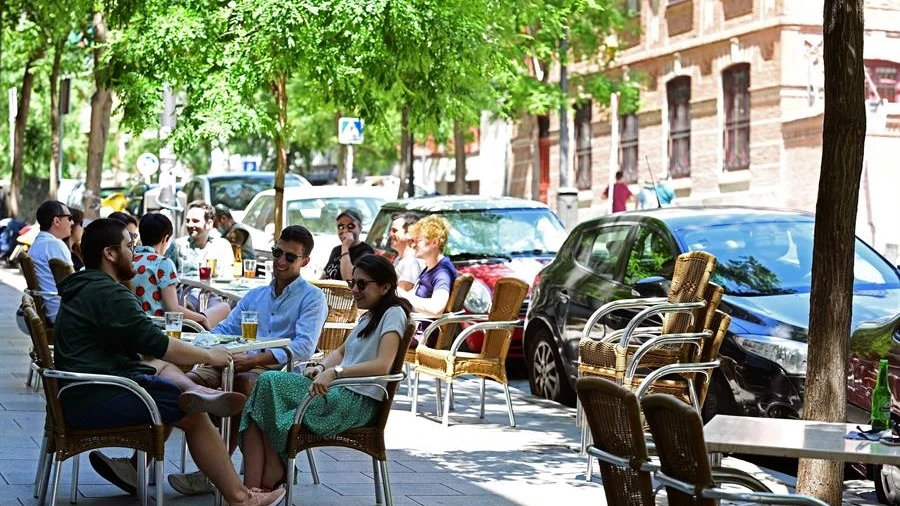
49;41;63;201
453;119;467;195
9;49;43;218
271;75;288;240
85;11;112;219
398;107;411;199
795;0;866;503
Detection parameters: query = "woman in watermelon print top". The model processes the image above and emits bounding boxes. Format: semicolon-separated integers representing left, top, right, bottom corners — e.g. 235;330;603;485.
132;214;230;329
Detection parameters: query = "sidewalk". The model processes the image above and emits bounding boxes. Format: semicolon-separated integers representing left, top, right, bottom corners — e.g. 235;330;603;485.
0;263;882;506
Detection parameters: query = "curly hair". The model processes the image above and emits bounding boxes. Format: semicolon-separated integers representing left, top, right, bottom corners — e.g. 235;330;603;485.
409;214;450;251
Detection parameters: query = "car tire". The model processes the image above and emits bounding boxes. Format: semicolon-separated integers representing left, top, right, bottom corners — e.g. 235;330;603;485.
876;465;900;505
526;327;576;407
701;372;736;423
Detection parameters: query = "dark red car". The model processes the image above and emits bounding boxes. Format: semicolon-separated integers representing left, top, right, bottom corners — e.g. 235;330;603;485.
364;196;568;359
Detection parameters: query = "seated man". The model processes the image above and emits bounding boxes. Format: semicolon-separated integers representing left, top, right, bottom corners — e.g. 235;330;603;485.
398;214;458;346
55;218;283;506
214;204;255;260
29;200;74;324
133;213;231;328
169;225;328;495
166;200;234;278
389;212;423;291
321;208;374;280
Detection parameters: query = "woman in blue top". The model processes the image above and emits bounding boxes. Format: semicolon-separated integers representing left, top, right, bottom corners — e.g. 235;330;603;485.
239;254;411;492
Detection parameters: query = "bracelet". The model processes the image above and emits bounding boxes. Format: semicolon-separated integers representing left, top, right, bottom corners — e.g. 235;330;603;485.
315;363;325;371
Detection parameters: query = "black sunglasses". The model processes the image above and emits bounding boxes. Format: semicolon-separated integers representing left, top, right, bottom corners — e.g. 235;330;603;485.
271;247;304;263
56;214;72;221
347;278;376;291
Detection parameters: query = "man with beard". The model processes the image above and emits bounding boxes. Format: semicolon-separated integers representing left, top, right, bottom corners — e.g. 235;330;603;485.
165;200;234;277
55;219;285;505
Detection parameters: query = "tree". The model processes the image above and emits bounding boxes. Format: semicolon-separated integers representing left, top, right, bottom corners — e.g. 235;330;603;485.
795;0;866;503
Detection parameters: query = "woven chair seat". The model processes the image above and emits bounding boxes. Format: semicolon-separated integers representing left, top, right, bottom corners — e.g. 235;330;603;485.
415;348;502;380
579;340;685;372
289;425;386;461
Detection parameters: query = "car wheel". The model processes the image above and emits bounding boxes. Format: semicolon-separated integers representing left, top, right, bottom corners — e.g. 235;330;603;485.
876;465;900;505
526;328;576;406
701;373;736;423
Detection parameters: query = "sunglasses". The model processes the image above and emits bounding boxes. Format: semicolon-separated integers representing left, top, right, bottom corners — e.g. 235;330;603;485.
347;278;377;291
271;247;304;263
56;214;72;221
337;223;358;231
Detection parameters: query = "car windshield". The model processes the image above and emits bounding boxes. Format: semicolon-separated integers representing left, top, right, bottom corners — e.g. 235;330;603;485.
677;221;900;296
286;196;384;234
442;209;567;258
209;175;304;211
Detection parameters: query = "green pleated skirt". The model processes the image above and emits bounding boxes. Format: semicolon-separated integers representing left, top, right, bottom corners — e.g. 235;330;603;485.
238;371;379;461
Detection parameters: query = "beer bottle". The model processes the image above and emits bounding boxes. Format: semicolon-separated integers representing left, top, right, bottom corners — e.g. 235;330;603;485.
871;359;892;431
232;244;243;278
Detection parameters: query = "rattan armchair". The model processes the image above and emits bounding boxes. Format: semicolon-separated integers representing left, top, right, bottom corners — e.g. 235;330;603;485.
412;277;529;427
285;323;415;506
48;257;75;285
641;393;828;506
20;253;59;390
309;279;359;362
22;295;166;506
577;377;774;506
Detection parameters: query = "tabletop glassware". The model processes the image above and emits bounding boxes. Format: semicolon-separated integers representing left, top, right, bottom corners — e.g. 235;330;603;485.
241;310;259;342
165;312;184;339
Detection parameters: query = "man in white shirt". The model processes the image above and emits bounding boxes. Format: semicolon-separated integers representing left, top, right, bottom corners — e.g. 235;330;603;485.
28;200;73;324
165;200;235;277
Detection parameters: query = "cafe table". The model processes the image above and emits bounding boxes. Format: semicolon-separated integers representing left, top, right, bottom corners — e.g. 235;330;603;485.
181;333;293;506
704;414;900;467
180;275;269;307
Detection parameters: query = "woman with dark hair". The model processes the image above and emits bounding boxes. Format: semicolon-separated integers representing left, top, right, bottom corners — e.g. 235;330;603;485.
239;254;410;491
66;208;85;270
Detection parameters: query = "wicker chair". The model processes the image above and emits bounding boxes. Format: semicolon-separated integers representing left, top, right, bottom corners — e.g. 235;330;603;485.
20;253;59;389
404;273;475;392
412;277;529;427
285;323;415;506
48;257;75;285
22;295;166;506
641;393;827;506
309;279;359;360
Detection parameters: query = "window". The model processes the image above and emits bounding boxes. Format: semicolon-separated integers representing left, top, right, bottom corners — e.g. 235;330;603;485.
867;61;899;103
574;101;593;191
723;64;751;171
576;225;633;278
667;76;691;178
619;114;639;183
624;226;677;285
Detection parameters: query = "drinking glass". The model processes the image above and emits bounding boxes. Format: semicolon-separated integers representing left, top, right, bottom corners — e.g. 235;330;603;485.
198;262;211;281
165;312;183;339
243;259;257;278
241;311;259;342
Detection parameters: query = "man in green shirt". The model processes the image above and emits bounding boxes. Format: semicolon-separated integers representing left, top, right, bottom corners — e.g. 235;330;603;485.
54;218;285;506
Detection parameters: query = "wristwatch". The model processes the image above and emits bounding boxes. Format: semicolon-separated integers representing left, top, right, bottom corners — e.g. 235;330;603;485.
333;366;344;379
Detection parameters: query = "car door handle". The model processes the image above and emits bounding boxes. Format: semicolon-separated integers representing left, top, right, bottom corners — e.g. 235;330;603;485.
559;290;570;303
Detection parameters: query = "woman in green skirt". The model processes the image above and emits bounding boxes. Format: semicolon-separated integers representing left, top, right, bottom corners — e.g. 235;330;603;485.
239;254;411;492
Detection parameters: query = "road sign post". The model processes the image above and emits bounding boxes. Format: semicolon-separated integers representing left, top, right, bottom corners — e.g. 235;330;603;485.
338;117;364;186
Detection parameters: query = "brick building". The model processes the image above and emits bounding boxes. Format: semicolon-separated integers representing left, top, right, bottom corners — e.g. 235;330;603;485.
507;0;900;262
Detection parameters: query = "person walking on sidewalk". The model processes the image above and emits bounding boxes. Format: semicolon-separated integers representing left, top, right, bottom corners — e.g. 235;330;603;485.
55;218;284;506
602;171;635;213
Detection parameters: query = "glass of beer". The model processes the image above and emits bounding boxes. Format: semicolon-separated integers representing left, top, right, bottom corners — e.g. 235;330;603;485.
207;258;218;279
165;312;183;339
243;259;257;278
241;311;259;342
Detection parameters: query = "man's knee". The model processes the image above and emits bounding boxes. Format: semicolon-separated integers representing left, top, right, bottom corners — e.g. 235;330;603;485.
189;365;223;388
173;411;213;433
233;372;261;396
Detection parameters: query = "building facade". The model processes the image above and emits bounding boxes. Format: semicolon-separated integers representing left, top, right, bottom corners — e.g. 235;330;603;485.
508;0;900;263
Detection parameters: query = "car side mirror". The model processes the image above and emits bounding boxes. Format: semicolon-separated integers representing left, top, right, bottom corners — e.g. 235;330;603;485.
264;223;276;238
633;276;670;298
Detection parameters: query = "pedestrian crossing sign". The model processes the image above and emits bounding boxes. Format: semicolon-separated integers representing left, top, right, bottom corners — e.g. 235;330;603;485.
338;117;364;145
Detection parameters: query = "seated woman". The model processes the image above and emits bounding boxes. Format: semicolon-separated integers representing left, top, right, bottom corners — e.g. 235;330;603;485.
65;208;85;270
134;213;231;329
239;254;410;491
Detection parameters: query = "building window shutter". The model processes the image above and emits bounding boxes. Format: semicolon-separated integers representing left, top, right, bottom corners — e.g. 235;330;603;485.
574;101;593;191
667;76;691;178
619;113;640;183
723;63;751;171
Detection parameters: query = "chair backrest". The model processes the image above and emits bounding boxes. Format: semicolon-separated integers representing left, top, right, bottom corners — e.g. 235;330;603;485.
479;278;529;360
661;251;717;335
695;310;731;407
19;254;53;327
311;279;359;354
576;377;654;506
432;273;475;350
49;258;75;286
22;295;67;435
371;322;416;430
641;393;716;506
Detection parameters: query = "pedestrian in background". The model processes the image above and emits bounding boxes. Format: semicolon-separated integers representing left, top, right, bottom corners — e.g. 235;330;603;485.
602;171;635;213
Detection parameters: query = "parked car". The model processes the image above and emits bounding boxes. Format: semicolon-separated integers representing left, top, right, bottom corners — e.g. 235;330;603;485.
240;185;385;278
524;206;900;417
180;172;310;221
365;196;568;359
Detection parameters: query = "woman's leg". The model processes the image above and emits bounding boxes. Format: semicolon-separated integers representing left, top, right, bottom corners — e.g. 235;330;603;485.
260;430;286;490
241;420;266;489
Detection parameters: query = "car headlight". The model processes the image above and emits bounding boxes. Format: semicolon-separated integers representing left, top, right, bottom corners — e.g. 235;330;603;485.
731;334;808;375
464;280;492;314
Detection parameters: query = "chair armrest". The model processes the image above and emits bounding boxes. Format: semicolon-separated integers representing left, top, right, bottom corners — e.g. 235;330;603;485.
42;368;163;425
292;372;406;425
658;471;827;506
633;360;720;400
618;300;706;347
183;320;205;333
710;467;773;493
597;326;662;343
448;319;519;354
418;312;490;346
581;298;668;341
25;289;59;298
624;330;710;381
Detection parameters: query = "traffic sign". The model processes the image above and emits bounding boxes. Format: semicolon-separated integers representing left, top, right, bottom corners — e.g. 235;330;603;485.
136;152;160;178
338;117;364;145
242;160;258;172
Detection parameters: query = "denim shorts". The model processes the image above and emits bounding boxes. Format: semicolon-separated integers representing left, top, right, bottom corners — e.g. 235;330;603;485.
65;374;185;429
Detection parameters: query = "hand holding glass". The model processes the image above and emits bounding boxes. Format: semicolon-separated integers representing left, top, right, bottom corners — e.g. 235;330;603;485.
165;312;183;339
241;311;259;342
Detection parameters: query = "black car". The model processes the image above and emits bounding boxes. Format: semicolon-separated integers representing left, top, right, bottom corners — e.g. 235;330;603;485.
524;206;900;421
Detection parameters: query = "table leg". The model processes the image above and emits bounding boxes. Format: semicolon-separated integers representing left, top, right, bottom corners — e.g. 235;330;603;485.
213;361;235;506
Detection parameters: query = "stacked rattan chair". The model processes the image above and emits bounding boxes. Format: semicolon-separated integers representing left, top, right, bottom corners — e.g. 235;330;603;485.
22;295;166;506
642;392;828;506
411;277;528;427
48;257;75;285
310;279;359;359
285;323;415;506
